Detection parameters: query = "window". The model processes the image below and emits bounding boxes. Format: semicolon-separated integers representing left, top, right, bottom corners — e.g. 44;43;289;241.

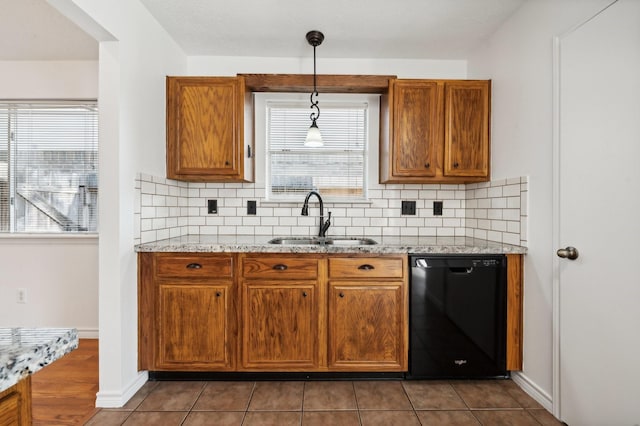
0;101;98;233
259;93;379;202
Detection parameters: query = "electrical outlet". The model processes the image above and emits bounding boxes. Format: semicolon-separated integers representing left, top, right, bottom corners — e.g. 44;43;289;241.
247;200;257;215
433;201;443;216
207;199;218;214
401;200;416;215
17;288;27;304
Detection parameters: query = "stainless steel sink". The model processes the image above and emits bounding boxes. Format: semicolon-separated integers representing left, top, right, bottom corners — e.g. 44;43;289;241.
267;237;377;246
325;237;377;246
267;237;321;245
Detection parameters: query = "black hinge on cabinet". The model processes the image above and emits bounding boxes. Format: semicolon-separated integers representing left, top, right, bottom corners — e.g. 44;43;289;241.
247;145;252;158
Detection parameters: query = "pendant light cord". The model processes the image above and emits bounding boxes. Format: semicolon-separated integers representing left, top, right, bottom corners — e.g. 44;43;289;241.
310;43;320;122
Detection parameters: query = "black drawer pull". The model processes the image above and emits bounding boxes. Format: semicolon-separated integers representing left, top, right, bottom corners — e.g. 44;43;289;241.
453;162;459;168
339;292;345;298
186;263;202;269
424;162;430;168
302;292;308;297
272;264;288;271
358;264;375;270
216;292;222;297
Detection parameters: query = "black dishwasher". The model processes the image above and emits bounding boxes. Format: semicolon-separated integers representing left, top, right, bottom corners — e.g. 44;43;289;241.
407;255;508;379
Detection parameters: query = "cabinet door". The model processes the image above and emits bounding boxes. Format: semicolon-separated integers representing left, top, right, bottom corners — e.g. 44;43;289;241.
157;283;234;370
390;80;441;178
242;281;319;370
0;376;31;426
166;77;244;181
328;282;406;371
444;81;490;177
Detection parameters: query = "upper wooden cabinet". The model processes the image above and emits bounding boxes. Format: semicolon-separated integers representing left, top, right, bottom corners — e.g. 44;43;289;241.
166;76;254;182
380;79;490;183
444;81;491;177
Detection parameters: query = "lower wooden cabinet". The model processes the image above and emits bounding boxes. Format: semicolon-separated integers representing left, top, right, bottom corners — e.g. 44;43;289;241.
139;252;408;373
138;252;237;371
241;281;320;370
328;282;406;370
157;283;234;370
0;376;31;426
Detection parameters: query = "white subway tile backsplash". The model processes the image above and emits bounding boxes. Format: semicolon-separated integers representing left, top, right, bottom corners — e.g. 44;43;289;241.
487;186;503;198
502;233;520;246
418;227;437;236
436;190;455;199
436;227;455;237
487;209;503;220
135;174;528;248
491;198;507;209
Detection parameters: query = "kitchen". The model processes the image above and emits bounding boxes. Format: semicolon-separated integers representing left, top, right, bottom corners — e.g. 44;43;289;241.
1;0;638;425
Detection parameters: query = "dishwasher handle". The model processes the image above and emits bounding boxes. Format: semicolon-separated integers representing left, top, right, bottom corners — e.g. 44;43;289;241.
415;258;430;269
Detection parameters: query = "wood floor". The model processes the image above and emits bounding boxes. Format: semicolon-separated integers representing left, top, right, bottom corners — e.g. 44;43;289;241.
31;339;99;425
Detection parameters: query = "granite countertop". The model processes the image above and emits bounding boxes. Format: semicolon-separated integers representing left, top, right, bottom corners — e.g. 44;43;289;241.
135;235;527;254
0;328;78;392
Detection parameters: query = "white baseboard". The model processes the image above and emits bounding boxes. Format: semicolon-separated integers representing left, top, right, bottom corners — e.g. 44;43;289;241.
77;328;99;339
95;371;148;408
511;371;553;412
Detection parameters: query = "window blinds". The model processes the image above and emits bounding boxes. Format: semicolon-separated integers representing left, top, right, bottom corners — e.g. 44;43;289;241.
0;102;98;233
267;103;367;200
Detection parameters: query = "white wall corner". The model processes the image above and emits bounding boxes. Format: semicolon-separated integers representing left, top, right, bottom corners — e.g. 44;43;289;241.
511;371;553;413
95;371;148;408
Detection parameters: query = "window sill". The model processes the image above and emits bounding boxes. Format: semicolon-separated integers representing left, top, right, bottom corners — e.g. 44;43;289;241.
261;199;374;207
0;233;98;244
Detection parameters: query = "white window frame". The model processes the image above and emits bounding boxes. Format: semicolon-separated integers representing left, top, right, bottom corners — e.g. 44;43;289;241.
254;92;380;203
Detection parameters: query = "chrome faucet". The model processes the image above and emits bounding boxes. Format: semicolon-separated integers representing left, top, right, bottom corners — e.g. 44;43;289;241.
301;191;331;238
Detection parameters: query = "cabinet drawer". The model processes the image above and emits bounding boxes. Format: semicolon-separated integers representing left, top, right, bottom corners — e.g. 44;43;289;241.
155;254;234;279
329;257;404;279
242;256;319;280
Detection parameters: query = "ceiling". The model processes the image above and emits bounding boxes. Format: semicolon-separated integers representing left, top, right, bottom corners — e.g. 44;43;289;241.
0;0;98;60
0;0;528;61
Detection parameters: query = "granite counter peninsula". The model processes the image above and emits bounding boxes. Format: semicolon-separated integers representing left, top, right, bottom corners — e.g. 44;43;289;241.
0;328;78;425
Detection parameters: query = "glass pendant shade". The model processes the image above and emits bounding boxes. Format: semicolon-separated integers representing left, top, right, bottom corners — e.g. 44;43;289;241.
304;120;323;147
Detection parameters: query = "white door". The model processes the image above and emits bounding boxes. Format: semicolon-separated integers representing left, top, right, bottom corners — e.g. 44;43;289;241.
555;0;640;424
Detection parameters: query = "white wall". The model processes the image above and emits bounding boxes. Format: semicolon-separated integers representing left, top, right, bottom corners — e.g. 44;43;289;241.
0;60;98;99
56;0;188;408
466;0;612;406
0;236;98;335
188;56;466;78
0;60;99;337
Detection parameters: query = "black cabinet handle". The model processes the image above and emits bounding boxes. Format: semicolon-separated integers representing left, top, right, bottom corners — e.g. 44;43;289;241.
453;162;459;168
358;264;375;270
216;291;222;297
339;292;345;298
186;263;202;269
272;264;288;271
424;162;430;168
225;160;230;166
302;292;308;298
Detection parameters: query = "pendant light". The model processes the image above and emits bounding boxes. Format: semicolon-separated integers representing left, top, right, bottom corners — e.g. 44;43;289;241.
304;30;324;147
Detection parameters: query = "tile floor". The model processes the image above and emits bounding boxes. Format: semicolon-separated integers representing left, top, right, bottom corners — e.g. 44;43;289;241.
85;379;563;426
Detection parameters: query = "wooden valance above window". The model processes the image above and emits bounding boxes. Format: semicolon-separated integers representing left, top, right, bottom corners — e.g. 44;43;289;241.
239;74;396;94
